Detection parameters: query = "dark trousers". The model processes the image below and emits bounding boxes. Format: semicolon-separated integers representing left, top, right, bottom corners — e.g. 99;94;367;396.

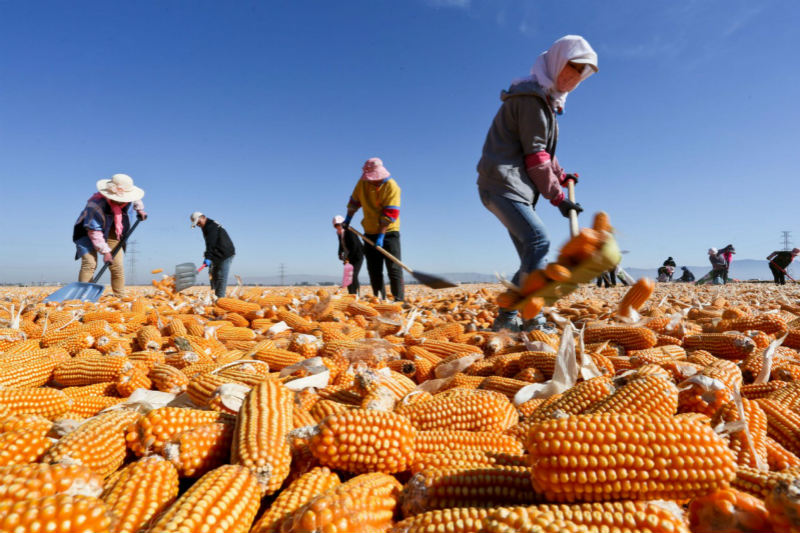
596;269;616;287
771;263;787;285
347;256;363;294
363;231;404;301
210;255;234;298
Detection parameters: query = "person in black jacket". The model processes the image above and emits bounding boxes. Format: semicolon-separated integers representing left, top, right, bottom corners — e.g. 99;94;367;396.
677;266;695;282
190;212;235;298
767;248;800;284
333;215;363;295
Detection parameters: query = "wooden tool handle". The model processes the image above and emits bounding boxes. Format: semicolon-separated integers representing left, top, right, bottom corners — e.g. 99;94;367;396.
567;180;579;238
347;226;415;275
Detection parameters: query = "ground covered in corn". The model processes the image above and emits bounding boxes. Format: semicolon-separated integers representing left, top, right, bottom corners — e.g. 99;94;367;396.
1;281;800;532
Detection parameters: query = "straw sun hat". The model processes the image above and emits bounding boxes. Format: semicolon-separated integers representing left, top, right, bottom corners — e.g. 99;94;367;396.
96;173;144;203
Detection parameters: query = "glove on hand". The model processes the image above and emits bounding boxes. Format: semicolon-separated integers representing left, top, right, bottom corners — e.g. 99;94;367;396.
342;214;352;229
564;173;579;185
375;234;385;248
203;259;212;267
136;211;148;221
557;199;583;218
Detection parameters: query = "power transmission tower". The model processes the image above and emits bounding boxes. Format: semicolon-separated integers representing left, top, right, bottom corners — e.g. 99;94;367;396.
781;231;792;251
127;240;138;286
279;263;286;286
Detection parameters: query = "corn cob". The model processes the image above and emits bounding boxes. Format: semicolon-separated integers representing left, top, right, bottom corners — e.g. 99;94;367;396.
617;277;655;316
127;349;165;369
757;399;800;456
216;297;261;314
0;494;113;532
0;413;52;435
415;430;524;455
126;406;229;456
527;413;736;502
251;347;305;370
115;366;151;397
134;324;163;351
442;373;485;390
526;375;614;423
101;456;179;533
584;325;657;350
732;466;800;498
766;436;800;470
0;427;52;466
713;397;768;469
146;464;261;533
250;466;340;533
64;395;125;419
231;379;293;493
481;509;590;533
688;487;772;533
215;326;256;342
0;347;69;389
0;463;104;503
0;388;71;419
401;466;535;516
164;422;234;477
396;388;518;432
480;502;691;533
411;449;526;474
45;410;139;477
513;367;546;383
684;333;756;359
717;314;789;335
53;355;132;386
479;376;530;399
279;472;402;533
309;409;415;473
149;362;189;393
584;374;679;417
389;507;491;533
627;344;685;365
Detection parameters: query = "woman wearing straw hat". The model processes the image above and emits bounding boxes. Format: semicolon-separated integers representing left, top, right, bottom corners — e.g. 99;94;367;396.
477;35;597;331
72;174;147;297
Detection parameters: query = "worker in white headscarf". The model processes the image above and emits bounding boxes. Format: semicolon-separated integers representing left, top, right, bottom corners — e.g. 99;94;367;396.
477;35;598;332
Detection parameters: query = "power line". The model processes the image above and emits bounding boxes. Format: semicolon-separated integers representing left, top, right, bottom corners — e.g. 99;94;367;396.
279;263;286;286
781;231;792;251
127;240;138;286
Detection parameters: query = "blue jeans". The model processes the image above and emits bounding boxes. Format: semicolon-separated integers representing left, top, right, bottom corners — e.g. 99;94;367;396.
480;188;550;318
210;255;234;298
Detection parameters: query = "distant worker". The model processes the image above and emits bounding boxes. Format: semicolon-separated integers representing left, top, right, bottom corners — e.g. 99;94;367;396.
662;257;676;280
657;265;674;282
596;269;616;288
707;247;727;285
477;35;597;331
343;157;403;301
677;266;695;282
718;244;735;283
72;173;147;297
333;215;363;295
767;248;800;285
190;212;235;299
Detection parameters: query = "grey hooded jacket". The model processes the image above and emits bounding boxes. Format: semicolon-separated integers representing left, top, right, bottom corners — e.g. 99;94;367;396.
476;80;558;204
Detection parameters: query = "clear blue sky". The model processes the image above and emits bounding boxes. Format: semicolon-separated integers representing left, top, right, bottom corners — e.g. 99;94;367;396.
1;0;799;283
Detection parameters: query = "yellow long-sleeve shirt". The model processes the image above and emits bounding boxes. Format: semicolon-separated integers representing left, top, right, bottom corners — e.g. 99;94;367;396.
347;178;401;234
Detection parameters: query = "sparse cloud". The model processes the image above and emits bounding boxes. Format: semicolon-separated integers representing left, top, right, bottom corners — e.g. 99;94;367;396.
424;0;470;8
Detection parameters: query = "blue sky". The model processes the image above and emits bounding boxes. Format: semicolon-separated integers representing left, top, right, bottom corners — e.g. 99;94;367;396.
1;0;799;283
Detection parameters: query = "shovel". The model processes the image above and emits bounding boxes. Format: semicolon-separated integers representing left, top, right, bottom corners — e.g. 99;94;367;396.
346;226;457;289
44;219;142;303
174;262;207;293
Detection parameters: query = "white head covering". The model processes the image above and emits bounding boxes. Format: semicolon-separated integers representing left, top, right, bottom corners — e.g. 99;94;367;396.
529;35;598;113
332;215;345;225
708;248;718;255
96;173;144;203
190;212;204;228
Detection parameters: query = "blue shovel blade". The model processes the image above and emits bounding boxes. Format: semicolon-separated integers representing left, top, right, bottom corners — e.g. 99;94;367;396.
43;282;106;303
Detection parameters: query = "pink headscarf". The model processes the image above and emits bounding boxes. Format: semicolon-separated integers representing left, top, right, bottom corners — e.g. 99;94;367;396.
361;158;391;182
92;192;126;238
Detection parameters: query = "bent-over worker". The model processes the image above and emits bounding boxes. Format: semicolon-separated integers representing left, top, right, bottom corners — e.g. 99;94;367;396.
190;212;235;299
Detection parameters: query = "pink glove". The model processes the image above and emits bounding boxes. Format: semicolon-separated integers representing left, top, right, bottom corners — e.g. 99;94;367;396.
103;252;113;264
